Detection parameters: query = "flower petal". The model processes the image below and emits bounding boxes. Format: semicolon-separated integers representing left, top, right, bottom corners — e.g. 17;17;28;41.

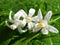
38;9;43;21
22;19;26;26
32;16;39;23
47;25;59;33
18;26;27;33
14;9;27;19
41;28;48;35
28;8;35;17
5;20;10;28
14;19;22;24
44;11;52;21
9;11;14;23
33;24;40;32
5;20;17;30
28;22;34;30
10;24;18;30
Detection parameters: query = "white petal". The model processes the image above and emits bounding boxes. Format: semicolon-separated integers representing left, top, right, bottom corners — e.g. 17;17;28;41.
22;19;26;26
5;20;17;30
44;11;52;21
18;26;27;33
14;19;22;24
14;9;27;19
5;20;10;28
47;25;59;33
28;22;34;30
32;16;39;22
41;28;48;35
28;8;35;17
33;24;40;32
38;9;43;21
10;24;18;30
9;11;14;23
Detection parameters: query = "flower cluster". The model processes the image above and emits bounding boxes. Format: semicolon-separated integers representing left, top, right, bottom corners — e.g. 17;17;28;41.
5;8;59;35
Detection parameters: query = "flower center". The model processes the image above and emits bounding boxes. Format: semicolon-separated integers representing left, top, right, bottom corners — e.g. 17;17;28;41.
26;17;32;23
37;22;45;28
10;25;16;30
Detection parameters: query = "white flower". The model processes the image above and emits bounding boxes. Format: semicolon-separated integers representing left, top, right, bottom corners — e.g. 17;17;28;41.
5;10;27;33
19;8;38;30
33;9;59;35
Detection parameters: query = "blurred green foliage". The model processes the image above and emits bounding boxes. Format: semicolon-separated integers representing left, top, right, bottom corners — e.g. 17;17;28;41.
0;0;60;45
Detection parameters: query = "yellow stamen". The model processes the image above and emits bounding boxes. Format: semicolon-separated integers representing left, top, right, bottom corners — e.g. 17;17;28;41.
37;22;45;28
10;25;14;30
10;25;17;30
26;17;32;23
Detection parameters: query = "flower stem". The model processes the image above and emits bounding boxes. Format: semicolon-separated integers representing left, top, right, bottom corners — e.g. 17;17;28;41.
24;32;40;45
49;34;53;45
49;17;60;23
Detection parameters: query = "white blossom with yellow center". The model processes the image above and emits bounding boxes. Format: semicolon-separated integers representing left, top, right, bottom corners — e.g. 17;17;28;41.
26;16;32;23
5;10;27;33
19;8;38;30
33;9;59;35
37;22;45;28
37;20;48;28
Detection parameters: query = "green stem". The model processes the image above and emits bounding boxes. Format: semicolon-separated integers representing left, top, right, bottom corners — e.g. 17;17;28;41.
50;17;60;23
49;34;53;45
21;32;40;45
13;32;40;45
25;33;40;43
22;33;40;45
